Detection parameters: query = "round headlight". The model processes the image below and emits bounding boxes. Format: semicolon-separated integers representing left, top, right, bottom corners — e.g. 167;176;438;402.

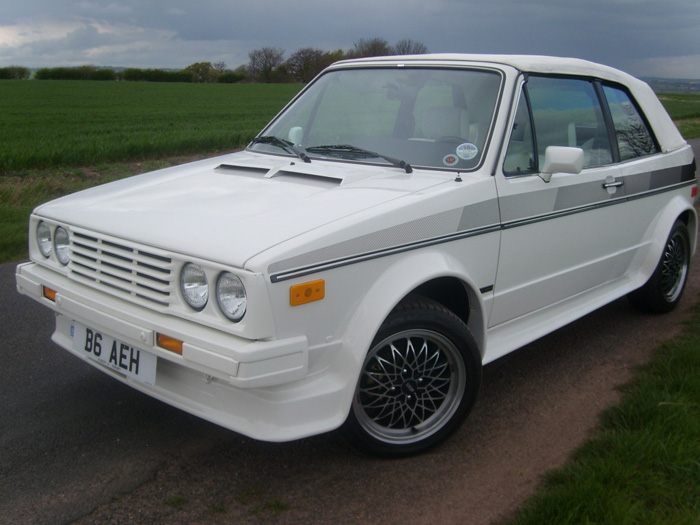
54;226;70;265
180;263;208;310
37;221;52;258
217;272;247;322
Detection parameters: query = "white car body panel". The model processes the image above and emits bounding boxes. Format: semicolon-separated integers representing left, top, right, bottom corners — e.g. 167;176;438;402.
16;54;697;445
34;153;448;269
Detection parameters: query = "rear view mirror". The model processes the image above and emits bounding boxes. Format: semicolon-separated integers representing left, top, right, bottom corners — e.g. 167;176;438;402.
288;126;303;146
539;146;584;183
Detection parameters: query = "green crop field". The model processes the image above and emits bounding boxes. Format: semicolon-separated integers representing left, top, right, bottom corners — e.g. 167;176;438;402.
0;80;302;173
0;79;302;261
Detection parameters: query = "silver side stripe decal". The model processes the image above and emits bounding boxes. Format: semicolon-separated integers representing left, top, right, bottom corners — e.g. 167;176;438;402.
269;162;695;283
269;200;501;282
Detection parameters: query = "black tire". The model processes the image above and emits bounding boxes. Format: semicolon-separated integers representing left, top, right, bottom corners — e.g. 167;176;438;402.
341;297;482;457
628;220;691;314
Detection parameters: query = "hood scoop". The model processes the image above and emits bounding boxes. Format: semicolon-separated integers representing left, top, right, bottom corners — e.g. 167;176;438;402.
216;158;377;187
216;162;342;187
269;170;341;187
216;164;269;178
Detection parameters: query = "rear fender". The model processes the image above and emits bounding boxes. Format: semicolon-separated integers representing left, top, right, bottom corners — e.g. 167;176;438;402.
635;195;697;285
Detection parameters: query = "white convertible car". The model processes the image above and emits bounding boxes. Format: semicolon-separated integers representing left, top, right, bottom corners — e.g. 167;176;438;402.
16;54;697;455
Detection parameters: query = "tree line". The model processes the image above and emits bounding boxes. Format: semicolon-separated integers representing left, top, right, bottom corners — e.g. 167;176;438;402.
247;38;427;83
0;66;31;80
0;37;427;84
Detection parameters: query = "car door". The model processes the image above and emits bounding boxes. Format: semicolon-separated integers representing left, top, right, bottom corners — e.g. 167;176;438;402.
490;75;632;327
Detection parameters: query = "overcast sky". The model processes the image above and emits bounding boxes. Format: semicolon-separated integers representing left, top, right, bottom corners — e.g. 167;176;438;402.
1;0;699;79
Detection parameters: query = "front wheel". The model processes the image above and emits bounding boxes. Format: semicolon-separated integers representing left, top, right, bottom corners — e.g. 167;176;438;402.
342;298;481;456
628;220;691;313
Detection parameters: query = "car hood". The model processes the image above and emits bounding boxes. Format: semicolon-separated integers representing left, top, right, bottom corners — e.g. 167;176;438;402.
35;152;449;269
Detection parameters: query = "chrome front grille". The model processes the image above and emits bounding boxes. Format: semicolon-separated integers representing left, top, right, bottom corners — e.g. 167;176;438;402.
69;230;174;307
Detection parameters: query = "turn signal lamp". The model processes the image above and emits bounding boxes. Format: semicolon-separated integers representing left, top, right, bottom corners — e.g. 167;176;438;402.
43;286;57;302
290;279;325;306
157;333;184;355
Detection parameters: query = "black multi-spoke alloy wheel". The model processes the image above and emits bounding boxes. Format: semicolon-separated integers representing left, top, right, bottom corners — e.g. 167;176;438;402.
342;298;481;456
629;220;691;313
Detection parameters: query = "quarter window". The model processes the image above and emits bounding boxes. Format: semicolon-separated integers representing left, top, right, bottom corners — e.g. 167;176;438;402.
503;89;536;175
603;85;658;160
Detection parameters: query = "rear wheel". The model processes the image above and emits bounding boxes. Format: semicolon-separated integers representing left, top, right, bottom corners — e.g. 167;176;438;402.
342;298;481;456
628;220;690;313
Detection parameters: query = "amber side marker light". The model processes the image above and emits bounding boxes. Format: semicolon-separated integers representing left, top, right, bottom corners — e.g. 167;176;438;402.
290;279;325;306
157;333;184;355
43;286;57;302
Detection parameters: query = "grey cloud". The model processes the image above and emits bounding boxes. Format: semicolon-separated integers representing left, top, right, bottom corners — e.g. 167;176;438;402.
27;24;128;55
1;0;699;77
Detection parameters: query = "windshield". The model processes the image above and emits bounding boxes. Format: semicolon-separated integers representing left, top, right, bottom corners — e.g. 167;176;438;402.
249;66;502;171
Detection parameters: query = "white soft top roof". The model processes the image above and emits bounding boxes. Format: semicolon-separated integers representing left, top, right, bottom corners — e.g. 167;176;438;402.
331;54;686;152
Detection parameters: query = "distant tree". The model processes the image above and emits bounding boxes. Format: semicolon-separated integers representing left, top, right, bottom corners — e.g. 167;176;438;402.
91;68;116;81
34;65;115;81
122;68;194;82
120;68;144;81
212;61;228;73
217;72;246;83
393;39;428;55
270;63;292;83
183;61;220;83
248;47;285;83
286;47;329;82
350;38;392;58
75;66;99;80
325;49;347;64
0;66;30;80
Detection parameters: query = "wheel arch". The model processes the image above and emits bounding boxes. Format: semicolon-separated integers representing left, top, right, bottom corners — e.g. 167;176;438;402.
677;206;698;255
329;251;489;433
411;276;486;355
637;196;697;282
342;251;488;371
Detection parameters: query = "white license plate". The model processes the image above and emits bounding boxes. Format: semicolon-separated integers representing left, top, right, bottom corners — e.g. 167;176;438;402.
72;323;157;386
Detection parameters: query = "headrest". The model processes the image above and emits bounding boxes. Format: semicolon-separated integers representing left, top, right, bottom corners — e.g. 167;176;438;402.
423;107;470;139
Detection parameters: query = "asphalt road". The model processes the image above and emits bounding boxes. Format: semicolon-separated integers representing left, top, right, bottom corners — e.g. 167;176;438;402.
0;263;228;524
2;139;699;524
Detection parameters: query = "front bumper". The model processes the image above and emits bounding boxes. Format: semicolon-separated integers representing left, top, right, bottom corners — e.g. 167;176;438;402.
16;262;348;441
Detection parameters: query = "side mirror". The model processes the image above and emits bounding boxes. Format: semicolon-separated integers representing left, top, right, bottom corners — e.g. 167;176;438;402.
539;146;584;183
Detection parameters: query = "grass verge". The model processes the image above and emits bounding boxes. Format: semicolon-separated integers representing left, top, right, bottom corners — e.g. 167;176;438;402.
507;304;700;524
659;92;700;140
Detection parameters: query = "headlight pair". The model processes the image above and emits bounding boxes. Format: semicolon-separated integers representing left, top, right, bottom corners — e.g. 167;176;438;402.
36;221;70;265
180;263;247;322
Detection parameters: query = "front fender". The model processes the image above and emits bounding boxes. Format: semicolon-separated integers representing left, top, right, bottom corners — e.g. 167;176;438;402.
331;248;492;419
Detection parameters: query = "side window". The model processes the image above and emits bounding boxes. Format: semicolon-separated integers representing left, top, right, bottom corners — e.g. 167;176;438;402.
603;85;658;161
527;76;612;168
504;89;536;175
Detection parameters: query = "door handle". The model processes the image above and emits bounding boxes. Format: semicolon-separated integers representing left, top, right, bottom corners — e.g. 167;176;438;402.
603;179;624;189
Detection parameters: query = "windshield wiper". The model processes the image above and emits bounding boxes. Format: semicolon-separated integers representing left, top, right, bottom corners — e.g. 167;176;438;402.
250;135;311;163
305;144;412;173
